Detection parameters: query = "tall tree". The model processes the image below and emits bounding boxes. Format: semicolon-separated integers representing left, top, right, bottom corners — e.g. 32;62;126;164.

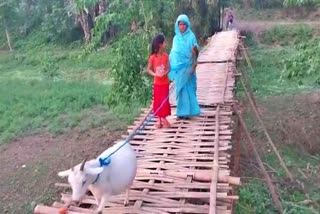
0;0;19;51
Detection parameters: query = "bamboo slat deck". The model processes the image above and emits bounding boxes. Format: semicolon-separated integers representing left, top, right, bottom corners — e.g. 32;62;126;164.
34;30;241;214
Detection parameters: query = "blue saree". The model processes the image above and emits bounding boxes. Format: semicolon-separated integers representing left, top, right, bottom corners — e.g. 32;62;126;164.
169;14;200;117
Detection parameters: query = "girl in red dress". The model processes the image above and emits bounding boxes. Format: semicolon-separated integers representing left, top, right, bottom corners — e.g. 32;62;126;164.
147;33;171;128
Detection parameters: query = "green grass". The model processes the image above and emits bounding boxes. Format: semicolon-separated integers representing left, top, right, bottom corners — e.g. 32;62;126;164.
236;144;320;213
236;179;320;214
236;180;277;214
261;24;314;46
0;45;144;144
239;46;316;97
0;45;114;83
239;24;319;97
0;79;102;143
240;24;319;97
0;78;144;144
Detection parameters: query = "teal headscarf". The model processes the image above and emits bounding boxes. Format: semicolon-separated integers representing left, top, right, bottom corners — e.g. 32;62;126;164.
174;14;192;36
169;14;199;72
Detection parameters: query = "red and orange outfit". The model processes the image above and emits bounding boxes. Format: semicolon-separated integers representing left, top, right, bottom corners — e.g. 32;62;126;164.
148;53;171;118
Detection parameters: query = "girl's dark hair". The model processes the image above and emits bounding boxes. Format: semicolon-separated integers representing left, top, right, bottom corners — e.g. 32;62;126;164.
151;33;165;55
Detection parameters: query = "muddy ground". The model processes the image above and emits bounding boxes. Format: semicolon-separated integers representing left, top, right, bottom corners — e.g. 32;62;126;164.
0;128;123;213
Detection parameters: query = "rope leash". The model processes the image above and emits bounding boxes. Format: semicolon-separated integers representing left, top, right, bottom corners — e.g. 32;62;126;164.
97;83;176;168
96;52;199;172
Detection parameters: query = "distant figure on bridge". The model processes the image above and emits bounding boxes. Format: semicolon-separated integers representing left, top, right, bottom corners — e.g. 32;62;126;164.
169;14;200;119
226;9;234;31
147;33;171;128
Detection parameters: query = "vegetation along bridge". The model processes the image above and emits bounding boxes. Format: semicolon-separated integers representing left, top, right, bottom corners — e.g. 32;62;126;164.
34;30;242;214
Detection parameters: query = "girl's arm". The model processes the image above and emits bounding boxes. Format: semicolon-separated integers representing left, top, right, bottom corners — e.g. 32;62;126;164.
147;59;157;77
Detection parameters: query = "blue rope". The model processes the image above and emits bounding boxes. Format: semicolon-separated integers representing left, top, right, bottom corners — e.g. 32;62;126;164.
92;84;176;183
97;84;176;166
94;57;196;175
91;55;198;183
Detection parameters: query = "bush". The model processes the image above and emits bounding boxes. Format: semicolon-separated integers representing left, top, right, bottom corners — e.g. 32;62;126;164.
106;29;156;105
240;30;258;47
282;38;320;85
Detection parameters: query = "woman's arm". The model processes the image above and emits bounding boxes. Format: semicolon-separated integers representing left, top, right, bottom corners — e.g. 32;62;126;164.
191;46;198;74
165;59;171;74
192;46;199;60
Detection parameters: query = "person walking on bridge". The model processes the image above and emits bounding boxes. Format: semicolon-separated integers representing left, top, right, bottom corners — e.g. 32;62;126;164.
147;33;171;128
226;9;234;30
169;14;200;120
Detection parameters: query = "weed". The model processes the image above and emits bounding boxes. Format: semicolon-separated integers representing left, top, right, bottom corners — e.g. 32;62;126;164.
238;45;316;97
235;180;277;214
282;38;320;85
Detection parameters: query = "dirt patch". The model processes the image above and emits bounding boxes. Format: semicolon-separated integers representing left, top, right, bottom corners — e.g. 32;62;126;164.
240;91;320;154
257;92;320;153
237;92;320;211
235;20;320;42
0;128;124;214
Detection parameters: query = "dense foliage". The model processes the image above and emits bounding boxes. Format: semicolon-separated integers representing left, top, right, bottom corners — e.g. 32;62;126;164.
282;38;320;85
0;0;224;104
0;0;222;49
107;29;155;105
283;0;320;7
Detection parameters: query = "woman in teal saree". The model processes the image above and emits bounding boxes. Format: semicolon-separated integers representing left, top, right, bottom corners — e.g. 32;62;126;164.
169;14;200;119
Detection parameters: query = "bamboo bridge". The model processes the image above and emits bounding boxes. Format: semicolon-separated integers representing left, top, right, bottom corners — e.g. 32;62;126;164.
34;30;242;214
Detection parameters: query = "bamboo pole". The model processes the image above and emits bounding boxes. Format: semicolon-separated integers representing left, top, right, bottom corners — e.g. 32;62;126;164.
210;106;220;214
240;42;254;73
234;107;283;213
239;78;294;181
161;171;240;185
233;116;242;175
239;67;257;108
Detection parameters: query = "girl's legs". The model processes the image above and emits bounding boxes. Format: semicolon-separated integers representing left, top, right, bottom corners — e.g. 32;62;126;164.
161;117;171;128
155;117;162;128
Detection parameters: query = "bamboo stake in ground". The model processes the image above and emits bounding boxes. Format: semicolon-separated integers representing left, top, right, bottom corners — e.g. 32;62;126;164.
239;67;257;108
233;115;242;175
239;78;294;182
240;42;254;74
234;107;283;213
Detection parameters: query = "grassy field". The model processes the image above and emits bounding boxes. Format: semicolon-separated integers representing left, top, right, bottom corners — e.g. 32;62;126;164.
235;24;320;213
0;42;146;213
0;45;143;144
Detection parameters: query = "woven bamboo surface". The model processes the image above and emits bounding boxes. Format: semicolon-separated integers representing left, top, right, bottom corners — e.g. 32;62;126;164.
34;30;241;214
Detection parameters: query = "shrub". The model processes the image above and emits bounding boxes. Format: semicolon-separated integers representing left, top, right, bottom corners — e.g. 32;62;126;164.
282;38;320;85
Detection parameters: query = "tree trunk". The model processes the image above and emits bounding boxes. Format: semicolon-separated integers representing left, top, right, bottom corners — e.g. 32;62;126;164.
98;0;107;15
78;11;92;44
243;0;252;8
26;0;33;15
4;22;13;51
